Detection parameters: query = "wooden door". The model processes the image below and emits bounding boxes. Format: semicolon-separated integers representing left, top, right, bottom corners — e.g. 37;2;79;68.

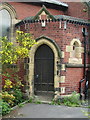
34;44;54;96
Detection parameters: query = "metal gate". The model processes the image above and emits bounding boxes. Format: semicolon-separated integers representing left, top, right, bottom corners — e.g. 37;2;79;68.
34;44;54;97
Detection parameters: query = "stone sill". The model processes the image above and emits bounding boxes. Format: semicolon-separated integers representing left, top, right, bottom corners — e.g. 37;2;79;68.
66;64;90;68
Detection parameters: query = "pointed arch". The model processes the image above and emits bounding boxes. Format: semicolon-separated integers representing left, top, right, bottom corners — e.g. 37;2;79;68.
0;2;17;20
0;2;18;40
28;37;61;98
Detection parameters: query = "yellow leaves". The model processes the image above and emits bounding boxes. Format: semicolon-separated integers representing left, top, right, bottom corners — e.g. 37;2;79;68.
10;61;13;64
0;51;3;54
16;30;24;34
1;30;36;64
16;47;29;58
4;79;13;89
5;52;8;56
10;85;13;88
16;81;24;87
8;42;13;46
2;92;15;106
13;55;17;61
16;47;21;55
4;60;9;63
16;30;36;49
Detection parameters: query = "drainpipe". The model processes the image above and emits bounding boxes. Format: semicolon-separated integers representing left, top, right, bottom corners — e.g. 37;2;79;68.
80;28;87;100
83;28;87;79
83;28;88;100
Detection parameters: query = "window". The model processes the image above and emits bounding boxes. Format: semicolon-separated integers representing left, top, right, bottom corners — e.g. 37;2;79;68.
71;41;79;58
66;39;84;64
0;9;11;37
0;3;17;41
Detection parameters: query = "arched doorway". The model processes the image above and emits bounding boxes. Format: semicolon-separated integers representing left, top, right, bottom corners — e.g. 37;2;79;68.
34;44;54;99
29;37;61;100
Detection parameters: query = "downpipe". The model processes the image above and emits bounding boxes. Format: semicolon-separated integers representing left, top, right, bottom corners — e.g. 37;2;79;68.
79;28;87;100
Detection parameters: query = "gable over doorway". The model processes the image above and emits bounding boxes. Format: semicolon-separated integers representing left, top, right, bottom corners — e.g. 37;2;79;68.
29;36;61;101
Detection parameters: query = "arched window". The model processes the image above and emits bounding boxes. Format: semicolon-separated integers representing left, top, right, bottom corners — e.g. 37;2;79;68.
0;3;17;41
72;41;79;58
66;39;84;64
0;9;11;37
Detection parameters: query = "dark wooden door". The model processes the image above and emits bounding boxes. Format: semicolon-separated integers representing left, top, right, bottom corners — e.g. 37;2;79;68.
34;44;54;96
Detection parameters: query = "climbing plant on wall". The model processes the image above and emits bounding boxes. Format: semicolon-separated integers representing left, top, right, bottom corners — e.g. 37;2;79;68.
0;31;36;65
0;31;36;115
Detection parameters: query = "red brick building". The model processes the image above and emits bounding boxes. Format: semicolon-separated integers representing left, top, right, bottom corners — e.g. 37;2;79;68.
0;0;90;100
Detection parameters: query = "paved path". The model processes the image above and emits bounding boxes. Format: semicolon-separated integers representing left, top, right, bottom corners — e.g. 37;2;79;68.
3;103;88;118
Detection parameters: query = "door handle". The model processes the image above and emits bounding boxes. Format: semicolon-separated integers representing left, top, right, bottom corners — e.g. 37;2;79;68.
36;74;39;78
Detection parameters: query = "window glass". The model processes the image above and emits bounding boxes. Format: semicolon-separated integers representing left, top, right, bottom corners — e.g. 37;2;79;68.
0;9;11;37
72;41;79;58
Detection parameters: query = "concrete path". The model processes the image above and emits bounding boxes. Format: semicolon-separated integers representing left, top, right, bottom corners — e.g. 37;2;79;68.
3;103;88;118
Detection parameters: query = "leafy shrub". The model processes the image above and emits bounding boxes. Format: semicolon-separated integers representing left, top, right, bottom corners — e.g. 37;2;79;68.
0;106;1;116
2;72;24;91
2;101;11;116
4;79;13;90
50;92;81;107
50;99;58;105
2;92;15;107
13;89;24;105
18;103;25;108
35;100;42;104
62;92;81;107
28;97;34;103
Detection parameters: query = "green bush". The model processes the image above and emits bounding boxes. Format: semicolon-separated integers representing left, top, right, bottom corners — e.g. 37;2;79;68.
28;97;34;103
2;92;15;107
50;99;59;105
0;100;2;116
35;100;42;104
2;101;11;116
18;103;25;108
50;92;81;107
13;89;24;105
63;92;81;107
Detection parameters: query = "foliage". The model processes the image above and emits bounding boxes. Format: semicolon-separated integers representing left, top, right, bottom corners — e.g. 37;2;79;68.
18;103;25;108
62;92;81;107
28;97;42;104
2;71;24;91
0;94;2;116
13;89;24;105
1;31;37;115
4;79;13;89
50;99;59;105
28;97;34;103
50;92;81;107
2;92;15;107
2;101;11;116
35;100;42;104
16;30;36;50
0;36;16;64
0;31;36;64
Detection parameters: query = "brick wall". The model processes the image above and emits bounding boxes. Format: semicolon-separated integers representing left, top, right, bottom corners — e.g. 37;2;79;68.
9;2;64;20
60;1;89;20
7;1;89;95
9;2;89;20
18;20;89;94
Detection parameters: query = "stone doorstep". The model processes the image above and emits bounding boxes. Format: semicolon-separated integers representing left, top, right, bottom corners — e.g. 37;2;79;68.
41;101;51;104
